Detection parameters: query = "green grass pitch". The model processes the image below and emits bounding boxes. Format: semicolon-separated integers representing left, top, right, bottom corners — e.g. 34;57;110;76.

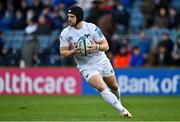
0;95;180;121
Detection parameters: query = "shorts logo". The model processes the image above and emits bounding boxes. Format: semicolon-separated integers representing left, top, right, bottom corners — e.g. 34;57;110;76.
110;69;113;73
85;74;89;78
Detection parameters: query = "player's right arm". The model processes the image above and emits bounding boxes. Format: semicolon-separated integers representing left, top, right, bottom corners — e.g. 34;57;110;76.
59;29;80;58
60;46;80;58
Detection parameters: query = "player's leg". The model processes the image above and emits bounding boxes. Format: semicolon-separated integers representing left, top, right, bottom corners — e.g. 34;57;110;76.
103;74;132;118
81;69;124;114
101;60;120;100
103;74;120;100
101;61;132;118
87;73;125;113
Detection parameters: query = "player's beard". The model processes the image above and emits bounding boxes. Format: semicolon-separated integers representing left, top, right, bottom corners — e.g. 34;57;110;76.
68;20;76;27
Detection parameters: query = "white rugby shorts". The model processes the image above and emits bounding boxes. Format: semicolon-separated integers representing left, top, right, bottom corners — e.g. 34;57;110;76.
80;60;114;81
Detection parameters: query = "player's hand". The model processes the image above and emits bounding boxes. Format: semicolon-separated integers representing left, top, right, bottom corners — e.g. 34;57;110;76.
69;42;74;50
87;41;98;53
72;47;81;55
69;42;81;55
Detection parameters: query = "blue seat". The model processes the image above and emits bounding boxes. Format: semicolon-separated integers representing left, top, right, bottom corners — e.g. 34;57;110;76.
2;35;13;49
3;30;14;36
130;11;144;33
170;0;180;11
14;30;25;35
1;30;14;48
169;29;179;43
11;35;24;49
130;34;140;46
51;30;60;43
145;28;159;39
158;28;170;35
38;35;51;49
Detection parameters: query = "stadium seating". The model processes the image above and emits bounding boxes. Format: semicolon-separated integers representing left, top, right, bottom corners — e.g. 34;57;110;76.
0;0;179;67
130;9;144;33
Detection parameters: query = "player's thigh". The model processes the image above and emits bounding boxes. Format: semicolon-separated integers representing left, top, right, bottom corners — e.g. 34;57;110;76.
103;74;119;90
88;73;107;92
81;69;107;91
100;60;118;90
101;60;114;78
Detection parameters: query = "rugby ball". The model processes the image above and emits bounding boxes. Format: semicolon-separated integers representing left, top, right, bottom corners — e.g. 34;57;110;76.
77;36;91;56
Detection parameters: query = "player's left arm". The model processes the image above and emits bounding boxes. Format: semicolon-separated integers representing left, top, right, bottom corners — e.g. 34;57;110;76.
87;24;109;53
95;38;109;52
87;39;109;53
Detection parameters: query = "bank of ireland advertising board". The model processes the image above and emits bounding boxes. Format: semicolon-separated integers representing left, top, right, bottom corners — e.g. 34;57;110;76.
116;68;180;95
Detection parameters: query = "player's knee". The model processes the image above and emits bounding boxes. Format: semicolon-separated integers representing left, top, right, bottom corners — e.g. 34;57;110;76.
110;85;118;91
96;85;106;92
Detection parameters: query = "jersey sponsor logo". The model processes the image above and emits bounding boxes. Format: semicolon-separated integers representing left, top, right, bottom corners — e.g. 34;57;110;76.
84;34;90;38
68;36;73;41
77;34;91;41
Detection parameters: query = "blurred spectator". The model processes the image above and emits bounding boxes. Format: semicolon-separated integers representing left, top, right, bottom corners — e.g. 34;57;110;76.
36;15;51;35
77;0;93;19
169;7;178;29
177;11;180;29
158;32;174;54
30;0;44;18
12;10;27;30
19;0;30;17
22;17;39;66
44;0;53;8
86;0;115;41
86;0;108;24
113;44;131;68
108;34;120;55
155;8;169;28
172;35;180;66
139;31;151;58
110;35;131;55
0;11;13;30
155;0;171;10
52;3;66;29
130;46;145;67
112;1;129;34
98;13;115;41
27;9;35;21
0;1;6;17
141;0;156;28
153;44;173;66
41;7;54;26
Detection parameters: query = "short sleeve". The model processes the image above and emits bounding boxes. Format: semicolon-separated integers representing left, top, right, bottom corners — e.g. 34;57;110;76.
93;26;105;42
59;32;69;48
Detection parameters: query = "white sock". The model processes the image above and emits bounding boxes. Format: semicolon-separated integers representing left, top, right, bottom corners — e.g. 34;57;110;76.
100;88;124;113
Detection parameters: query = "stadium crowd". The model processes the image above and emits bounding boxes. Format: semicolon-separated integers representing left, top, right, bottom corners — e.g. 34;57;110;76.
0;0;180;67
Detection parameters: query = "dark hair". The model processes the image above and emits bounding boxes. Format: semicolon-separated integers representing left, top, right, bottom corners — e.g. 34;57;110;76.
68;6;84;25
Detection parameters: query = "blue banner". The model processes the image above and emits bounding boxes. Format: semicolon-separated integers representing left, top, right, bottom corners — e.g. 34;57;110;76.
82;68;180;96
82;79;99;95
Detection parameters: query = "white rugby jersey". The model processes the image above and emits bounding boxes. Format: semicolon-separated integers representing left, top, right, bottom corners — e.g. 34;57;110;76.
59;21;109;70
